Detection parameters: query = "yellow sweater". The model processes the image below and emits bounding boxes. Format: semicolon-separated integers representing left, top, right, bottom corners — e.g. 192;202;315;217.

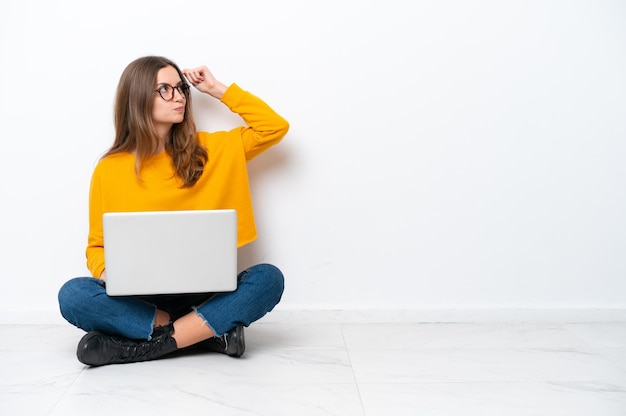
86;84;289;278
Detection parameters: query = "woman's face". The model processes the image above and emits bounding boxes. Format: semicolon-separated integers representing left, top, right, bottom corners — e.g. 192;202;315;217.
151;65;186;135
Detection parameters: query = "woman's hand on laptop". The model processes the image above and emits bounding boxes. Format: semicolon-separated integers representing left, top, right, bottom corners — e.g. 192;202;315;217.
99;270;107;282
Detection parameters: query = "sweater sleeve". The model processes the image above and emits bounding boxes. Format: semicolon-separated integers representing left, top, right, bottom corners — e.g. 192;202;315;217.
86;166;106;278
220;83;289;160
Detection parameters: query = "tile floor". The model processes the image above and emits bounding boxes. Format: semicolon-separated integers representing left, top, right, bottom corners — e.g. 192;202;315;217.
1;322;626;415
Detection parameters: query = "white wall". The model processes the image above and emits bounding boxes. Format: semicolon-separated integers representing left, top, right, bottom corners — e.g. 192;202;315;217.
1;0;625;324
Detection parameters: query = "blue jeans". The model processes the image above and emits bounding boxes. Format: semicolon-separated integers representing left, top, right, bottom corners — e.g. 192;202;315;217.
58;263;284;340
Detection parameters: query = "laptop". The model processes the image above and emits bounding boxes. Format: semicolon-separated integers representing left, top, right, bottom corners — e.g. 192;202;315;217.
102;209;238;296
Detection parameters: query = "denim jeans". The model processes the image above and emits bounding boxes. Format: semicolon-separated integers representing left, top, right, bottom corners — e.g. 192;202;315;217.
58;263;284;340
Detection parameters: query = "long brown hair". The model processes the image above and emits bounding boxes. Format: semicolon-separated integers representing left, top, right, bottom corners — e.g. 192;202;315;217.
103;56;208;187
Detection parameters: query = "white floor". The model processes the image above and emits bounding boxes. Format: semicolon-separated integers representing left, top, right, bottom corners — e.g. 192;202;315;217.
1;322;626;415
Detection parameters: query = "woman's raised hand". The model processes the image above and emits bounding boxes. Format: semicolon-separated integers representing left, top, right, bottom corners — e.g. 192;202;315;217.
182;66;227;99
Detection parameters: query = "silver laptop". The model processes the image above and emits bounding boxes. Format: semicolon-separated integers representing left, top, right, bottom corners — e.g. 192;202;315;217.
103;209;238;296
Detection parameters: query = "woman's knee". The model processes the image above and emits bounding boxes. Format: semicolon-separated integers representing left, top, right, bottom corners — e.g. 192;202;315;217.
252;263;284;299
58;277;102;318
59;277;95;300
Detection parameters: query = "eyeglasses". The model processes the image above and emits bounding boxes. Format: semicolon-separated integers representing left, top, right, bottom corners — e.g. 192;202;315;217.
155;83;190;101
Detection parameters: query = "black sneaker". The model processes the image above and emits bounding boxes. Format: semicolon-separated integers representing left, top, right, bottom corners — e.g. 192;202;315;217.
196;325;245;358
77;324;178;366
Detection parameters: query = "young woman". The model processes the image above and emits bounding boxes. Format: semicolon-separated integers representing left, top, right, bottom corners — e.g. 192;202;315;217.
58;56;289;366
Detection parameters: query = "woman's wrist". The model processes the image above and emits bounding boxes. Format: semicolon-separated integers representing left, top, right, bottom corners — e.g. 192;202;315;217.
206;81;228;100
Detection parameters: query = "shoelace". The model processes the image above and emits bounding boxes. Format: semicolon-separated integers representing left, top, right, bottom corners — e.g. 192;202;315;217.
114;336;169;360
220;334;229;351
